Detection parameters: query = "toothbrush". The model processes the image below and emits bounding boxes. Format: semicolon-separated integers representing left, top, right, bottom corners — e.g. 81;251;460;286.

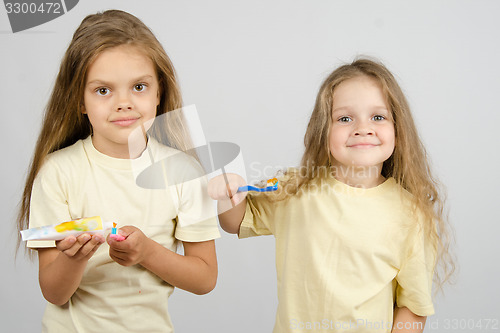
110;222;126;241
237;178;278;193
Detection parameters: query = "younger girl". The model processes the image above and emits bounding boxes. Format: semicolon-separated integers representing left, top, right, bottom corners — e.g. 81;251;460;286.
209;58;454;332
17;10;220;332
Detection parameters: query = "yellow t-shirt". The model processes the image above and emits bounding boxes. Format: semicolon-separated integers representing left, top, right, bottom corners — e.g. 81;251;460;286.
28;136;220;333
240;174;435;333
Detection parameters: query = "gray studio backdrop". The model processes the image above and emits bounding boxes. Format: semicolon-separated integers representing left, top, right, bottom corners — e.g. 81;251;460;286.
1;1;499;332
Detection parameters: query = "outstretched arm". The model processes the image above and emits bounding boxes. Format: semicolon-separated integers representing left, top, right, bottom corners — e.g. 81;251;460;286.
217;200;246;234
208;173;247;234
392;306;426;333
108;227;217;295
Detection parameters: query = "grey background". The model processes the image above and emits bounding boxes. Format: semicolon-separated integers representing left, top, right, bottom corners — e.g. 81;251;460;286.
1;1;499;332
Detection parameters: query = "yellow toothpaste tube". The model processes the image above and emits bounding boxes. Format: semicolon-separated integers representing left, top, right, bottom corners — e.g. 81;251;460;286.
21;216;113;241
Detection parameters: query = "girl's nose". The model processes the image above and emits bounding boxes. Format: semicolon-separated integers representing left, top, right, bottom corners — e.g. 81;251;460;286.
353;120;374;136
116;92;133;111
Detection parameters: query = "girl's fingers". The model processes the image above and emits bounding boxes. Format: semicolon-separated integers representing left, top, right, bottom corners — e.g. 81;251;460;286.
221;181;243;199
232;192;247;205
208;174;246;200
61;245;81;257
78;235;104;257
58;234;103;258
108;246;132;266
57;234;90;256
107;226;148;266
83;242;102;259
208;176;226;200
56;236;77;252
109;250;126;264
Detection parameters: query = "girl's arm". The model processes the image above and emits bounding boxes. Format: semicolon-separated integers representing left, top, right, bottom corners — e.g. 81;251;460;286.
392;306;427;333
217;199;246;234
108;227;217;295
207;173;247;234
38;234;105;306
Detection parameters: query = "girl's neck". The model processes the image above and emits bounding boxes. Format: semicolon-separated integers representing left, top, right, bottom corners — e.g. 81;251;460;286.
91;135;147;159
332;165;385;189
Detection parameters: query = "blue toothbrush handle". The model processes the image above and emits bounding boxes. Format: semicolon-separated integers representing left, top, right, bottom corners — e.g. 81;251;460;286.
237;185;256;192
237;184;278;193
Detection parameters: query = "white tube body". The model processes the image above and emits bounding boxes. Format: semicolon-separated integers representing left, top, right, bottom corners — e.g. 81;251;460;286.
21;216;113;241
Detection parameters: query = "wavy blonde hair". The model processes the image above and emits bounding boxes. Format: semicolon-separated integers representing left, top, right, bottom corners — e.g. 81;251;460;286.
274;57;455;289
17;10;193;253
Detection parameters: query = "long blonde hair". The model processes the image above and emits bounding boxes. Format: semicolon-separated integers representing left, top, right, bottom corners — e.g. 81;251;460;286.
277;57;455;289
17;10;192;252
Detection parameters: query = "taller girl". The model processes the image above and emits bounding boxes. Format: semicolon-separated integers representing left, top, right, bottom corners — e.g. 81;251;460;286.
210;58;454;332
17;10;219;332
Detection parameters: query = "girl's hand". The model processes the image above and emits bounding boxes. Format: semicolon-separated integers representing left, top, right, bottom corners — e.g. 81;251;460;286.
208;173;248;232
107;226;152;266
208;173;247;209
56;233;105;261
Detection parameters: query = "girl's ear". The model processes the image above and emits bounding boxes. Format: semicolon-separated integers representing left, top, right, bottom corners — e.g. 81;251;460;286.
80;99;88;114
156;87;161;107
156;78;163;107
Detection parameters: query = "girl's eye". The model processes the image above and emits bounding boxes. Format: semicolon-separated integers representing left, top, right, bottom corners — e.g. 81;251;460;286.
134;84;146;92
338;116;352;123
373;115;386;121
96;87;110;96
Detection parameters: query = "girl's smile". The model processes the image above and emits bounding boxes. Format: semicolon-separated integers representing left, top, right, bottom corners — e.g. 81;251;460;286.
110;117;140;127
347;142;381;148
83;44;160;159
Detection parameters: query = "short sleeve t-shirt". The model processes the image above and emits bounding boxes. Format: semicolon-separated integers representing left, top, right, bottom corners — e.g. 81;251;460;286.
28;136;220;333
240;174;435;333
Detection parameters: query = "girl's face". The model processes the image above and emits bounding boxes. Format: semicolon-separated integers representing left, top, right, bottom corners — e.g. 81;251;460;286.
83;45;160;158
329;75;395;172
